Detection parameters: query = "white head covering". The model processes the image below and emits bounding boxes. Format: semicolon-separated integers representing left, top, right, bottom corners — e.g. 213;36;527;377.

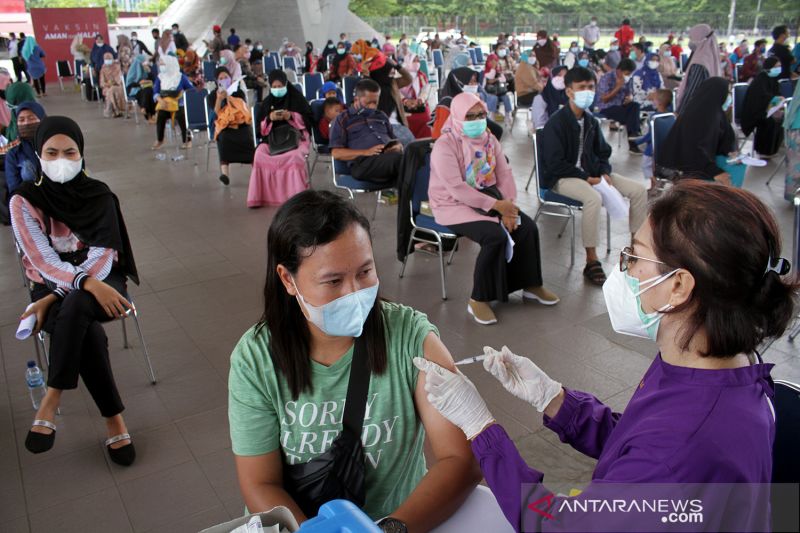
158;55;182;91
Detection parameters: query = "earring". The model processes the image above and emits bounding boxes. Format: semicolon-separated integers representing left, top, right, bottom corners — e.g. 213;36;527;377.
34;173;43;186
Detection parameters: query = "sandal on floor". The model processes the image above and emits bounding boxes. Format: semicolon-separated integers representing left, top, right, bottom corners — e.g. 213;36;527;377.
414;242;438;255
583;260;607;286
105;433;136;466
25;419;56;454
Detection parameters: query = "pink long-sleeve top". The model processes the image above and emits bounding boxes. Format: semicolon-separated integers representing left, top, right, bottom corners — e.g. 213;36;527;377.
10;195;116;297
428;131;517;226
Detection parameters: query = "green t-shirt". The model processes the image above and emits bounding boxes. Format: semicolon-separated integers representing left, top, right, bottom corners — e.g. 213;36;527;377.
228;301;437;519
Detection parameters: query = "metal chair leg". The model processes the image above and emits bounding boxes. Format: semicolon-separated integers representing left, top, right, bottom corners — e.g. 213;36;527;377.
606;211;611;254
132;311;157;384
557;218;570;238
570;209;577;266
789;316;800;342
399;229;417;278
446;238;458;265
765;154;787;187
435;234;447;300
121;319;130;349
525;163;535;192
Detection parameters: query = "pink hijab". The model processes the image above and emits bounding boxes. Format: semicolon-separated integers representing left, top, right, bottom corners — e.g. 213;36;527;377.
444;92;496;188
220;49;242;80
0;68;11;127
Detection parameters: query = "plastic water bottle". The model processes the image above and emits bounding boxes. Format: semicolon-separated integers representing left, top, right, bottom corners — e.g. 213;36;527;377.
155;153;167;161
26;361;46;410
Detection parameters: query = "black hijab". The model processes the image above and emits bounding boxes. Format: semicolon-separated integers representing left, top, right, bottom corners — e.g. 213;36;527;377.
541;65;568;116
14;116;139;284
441;67;477;98
658;77;736;180
741;57;781;136
260;70;314;132
368;61;400;118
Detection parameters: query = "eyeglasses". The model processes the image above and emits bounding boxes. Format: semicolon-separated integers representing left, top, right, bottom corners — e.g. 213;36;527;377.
464;111;487;121
619;246;666;272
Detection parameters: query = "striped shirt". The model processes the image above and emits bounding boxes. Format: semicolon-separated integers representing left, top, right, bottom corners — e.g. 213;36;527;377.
10;195;116;297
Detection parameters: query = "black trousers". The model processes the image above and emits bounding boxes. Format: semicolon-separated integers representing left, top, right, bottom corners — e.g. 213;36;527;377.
448;211;543;302
599;102;641;135
11;57;28;82
156;108;187;142
350;152;403;185
32;76;46;95
517;92;535;108
32;271;126;418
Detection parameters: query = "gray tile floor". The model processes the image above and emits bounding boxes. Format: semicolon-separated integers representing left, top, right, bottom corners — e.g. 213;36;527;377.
0;89;797;532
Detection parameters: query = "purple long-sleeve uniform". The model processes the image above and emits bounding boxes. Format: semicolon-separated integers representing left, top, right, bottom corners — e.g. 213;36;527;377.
472;354;776;532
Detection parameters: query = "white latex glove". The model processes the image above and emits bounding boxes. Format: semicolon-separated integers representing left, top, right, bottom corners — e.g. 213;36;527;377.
413;357;495;440
482;346;562;412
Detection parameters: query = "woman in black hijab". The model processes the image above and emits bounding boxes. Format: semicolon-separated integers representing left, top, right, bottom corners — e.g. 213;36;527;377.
10;116;139;466
320;39;337;72
658;76;736;183
248;70;314;207
741;57;784;158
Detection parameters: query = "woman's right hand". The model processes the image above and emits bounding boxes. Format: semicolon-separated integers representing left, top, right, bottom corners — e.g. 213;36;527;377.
493;199;519;218
84;277;133;318
482;346;563;413
20;294;57;335
713;172;732;186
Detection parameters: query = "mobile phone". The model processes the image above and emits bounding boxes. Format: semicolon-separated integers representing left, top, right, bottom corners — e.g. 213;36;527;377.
516;215;522;226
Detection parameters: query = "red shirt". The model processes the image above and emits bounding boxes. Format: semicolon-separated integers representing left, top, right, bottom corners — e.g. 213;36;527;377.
319;117;331;139
615;25;635;55
670;44;683;60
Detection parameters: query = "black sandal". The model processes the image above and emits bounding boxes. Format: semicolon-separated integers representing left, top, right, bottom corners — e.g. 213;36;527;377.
105;433;136;466
583;260;607;286
25;419;56;454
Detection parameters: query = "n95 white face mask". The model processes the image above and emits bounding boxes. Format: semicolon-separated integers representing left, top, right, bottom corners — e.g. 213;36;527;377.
602;266;677;340
39;157;83;184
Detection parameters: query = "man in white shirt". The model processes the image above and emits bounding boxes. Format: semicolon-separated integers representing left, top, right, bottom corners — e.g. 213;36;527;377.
580;18;601;52
7;33;27;82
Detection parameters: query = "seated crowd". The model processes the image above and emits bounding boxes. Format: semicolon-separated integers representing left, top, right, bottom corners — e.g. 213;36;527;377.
0;18;799;533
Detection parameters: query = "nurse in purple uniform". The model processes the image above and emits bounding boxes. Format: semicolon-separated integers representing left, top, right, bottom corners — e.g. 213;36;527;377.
415;180;797;532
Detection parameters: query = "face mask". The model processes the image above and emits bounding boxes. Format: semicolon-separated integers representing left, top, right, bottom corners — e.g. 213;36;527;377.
591;20;597;26
18;122;38;139
572;89;595;110
462;84;479;94
256;45;263;51
293;279;379;337
767;66;781;77
104;59;113;66
551;76;566;90
722;94;732;111
527;55;536;65
647;60;659;69
571;47;580;54
219;57;227;65
39;157;83;184
498;49;507;57
578;58;590;68
218;78;232;89
462;118;486;138
610;45;619;51
337;48;345;55
623;74;632;83
602;267;677;340
537;39;547;47
629;50;638;60
271;86;287;98
662;50;671;57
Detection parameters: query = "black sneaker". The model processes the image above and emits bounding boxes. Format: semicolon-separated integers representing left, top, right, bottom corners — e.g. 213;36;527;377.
628;140;642;155
219;174;230;186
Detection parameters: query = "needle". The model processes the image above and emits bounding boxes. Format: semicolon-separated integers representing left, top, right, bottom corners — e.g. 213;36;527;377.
455;354;488;366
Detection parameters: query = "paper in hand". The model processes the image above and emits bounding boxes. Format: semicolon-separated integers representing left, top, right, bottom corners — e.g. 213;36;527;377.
227;77;244;97
16;304;36;340
592;178;630;220
766;100;784;119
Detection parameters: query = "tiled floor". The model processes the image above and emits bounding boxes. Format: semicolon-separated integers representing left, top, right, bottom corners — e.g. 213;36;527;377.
0;89;798;532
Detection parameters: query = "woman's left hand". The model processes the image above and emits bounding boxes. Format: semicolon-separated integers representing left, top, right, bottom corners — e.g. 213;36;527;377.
413;358;495;440
501;215;519;232
20;294;57;335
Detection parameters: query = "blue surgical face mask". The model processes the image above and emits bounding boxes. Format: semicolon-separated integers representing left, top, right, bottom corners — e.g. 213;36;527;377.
578;58;590;68
337;48;345;55
629;50;638;60
219;57;228;65
462;118;487;138
293;279;379;337
610;45;619;51
767;66;781;78
573;89;595;110
271;86;287;98
722;94;732;111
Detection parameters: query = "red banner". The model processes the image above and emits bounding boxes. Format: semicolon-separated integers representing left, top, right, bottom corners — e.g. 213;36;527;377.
30;8;109;84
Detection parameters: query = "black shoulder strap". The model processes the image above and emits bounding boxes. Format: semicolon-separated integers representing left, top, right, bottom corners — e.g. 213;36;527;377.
341;336;371;436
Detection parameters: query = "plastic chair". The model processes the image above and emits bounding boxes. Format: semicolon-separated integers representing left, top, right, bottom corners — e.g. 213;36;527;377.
36;290;157;385
475;47;485;64
284;56;298;72
56;60;73;91
264;55;278;75
183;89;210;143
317;86;344;102
766;98;793;187
303;72;324;101
202;60;217;82
269;51;281;68
779;79;796;99
309;98;331;174
398;151;460;300
432;49;444;68
120;73;140;123
771;378;800;532
88;67;102;109
331;157;392;217
650;112;676;182
680;54;689;73
531;129;610;266
204;94;217;170
467;48;477;66
343;76;359;106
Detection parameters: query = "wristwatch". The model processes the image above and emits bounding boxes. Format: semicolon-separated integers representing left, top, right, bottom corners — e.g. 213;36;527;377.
377;517;408;533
